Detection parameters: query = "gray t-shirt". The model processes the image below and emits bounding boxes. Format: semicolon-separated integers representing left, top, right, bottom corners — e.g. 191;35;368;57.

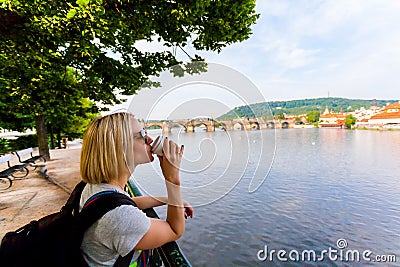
79;183;151;267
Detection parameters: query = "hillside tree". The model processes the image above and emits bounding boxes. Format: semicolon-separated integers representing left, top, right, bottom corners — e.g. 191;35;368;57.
306;110;320;123
345;114;357;129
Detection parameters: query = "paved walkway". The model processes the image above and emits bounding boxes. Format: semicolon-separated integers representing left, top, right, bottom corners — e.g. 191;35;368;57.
0;147;82;239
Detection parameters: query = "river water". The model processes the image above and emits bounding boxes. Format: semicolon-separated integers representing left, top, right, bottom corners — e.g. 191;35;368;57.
133;128;400;266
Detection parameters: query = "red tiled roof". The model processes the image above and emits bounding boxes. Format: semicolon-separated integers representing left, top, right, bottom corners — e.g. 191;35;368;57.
384;102;400;111
370;112;400;120
320;113;345;119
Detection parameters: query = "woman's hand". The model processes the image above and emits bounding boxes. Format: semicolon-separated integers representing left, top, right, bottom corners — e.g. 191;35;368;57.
183;200;194;219
158;137;184;185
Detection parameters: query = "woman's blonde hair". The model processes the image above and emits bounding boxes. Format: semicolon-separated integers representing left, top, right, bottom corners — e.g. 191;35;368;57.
80;112;136;184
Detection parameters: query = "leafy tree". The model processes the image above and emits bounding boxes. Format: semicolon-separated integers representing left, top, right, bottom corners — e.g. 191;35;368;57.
345;114;357;129
306;110;320;123
1;0;259;159
45;68;99;148
274;112;285;120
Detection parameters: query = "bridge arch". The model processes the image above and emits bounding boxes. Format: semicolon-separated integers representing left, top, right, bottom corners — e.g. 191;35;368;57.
233;122;244;130
168;123;186;131
145;122;163;130
192;122;207;132
216;122;227;131
250;121;260;130
267;121;275;129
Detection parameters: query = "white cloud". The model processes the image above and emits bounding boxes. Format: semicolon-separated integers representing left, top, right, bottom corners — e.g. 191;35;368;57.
248;0;400;99
278;47;321;69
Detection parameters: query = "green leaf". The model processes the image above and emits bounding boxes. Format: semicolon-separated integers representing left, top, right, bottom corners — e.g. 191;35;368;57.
66;8;77;19
76;0;89;8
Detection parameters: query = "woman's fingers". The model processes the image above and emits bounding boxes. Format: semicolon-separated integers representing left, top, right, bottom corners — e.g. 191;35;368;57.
158;138;184;185
163;137;169;156
169;139;176;155
183;200;194;219
184;208;193;219
164;139;183;164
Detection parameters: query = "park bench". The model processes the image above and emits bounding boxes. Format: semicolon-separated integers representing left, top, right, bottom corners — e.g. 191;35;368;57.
13;148;47;177
13;147;46;165
0;154;29;179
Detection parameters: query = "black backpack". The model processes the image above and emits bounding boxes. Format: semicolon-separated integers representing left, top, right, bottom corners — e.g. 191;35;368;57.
0;181;137;267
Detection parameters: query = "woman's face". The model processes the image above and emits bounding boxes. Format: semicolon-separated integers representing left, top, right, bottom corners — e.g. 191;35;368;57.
132;118;154;165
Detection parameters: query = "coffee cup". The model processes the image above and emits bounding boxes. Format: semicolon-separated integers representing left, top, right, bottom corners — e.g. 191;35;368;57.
151;136;164;156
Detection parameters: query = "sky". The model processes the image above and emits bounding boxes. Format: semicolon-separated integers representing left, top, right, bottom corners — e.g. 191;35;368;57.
202;0;400;100
116;0;400;119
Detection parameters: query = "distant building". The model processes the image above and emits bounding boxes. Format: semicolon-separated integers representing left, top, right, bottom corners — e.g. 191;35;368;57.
298;114;307;124
319;107;346;128
284;114;307;124
367;102;400;127
352;106;383;122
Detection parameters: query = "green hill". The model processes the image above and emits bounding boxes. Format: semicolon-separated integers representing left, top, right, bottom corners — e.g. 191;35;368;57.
217;97;399;120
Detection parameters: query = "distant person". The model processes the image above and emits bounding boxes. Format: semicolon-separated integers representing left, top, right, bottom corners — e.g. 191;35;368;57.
79;112;194;266
62;137;68;149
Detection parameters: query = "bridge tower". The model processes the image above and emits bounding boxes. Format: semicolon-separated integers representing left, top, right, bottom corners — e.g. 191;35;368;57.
206;120;215;132
186;121;194;132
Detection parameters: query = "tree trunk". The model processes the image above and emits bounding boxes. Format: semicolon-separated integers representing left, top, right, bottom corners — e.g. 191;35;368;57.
57;132;61;149
35;114;50;160
49;124;55;149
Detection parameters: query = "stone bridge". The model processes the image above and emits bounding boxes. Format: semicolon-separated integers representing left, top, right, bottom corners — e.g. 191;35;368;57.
141;118;294;133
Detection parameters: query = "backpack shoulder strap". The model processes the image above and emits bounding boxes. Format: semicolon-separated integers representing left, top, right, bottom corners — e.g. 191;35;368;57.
78;192;137;229
73;191;137;267
62;181;86;213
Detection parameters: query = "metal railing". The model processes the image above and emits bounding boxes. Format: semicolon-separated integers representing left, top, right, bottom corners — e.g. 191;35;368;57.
126;178;192;267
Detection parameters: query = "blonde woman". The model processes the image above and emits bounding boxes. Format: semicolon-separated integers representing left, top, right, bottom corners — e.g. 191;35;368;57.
79;112;193;266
